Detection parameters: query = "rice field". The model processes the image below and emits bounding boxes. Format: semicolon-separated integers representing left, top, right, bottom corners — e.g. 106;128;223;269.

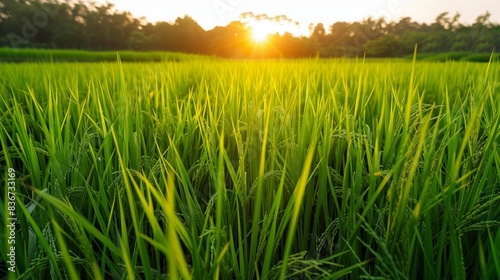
1;57;500;279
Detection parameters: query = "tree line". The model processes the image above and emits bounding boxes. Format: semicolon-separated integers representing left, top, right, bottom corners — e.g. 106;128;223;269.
1;0;498;58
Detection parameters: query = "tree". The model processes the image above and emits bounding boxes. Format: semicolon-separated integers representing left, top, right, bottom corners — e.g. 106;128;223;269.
128;31;147;50
206;21;251;57
171;16;207;53
471;12;494;52
365;34;405;57
0;2;499;58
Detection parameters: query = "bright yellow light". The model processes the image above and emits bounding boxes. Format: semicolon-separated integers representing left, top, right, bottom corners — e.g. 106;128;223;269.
252;29;268;42
250;22;271;43
244;16;307;42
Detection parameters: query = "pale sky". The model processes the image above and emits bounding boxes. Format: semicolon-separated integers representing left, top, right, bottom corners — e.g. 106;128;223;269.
99;0;499;35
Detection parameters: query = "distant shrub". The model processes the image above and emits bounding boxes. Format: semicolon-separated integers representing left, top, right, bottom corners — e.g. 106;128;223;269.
461;53;499;62
406;52;498;62
0;48;204;62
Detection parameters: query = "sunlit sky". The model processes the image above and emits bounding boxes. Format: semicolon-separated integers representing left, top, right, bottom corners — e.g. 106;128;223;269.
98;0;499;36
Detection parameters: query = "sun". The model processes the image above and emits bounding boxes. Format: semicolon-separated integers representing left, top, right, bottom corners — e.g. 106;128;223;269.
252;28;268;42
250;22;271;43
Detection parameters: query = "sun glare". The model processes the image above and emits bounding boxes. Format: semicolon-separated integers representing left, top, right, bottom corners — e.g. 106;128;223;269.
252;28;269;42
251;24;270;43
245;16;307;43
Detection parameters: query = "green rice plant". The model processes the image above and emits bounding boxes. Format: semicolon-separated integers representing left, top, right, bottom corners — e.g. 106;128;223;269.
1;55;499;279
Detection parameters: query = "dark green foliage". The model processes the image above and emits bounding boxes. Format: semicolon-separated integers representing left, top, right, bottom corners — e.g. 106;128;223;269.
0;47;203;62
403;52;500;62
